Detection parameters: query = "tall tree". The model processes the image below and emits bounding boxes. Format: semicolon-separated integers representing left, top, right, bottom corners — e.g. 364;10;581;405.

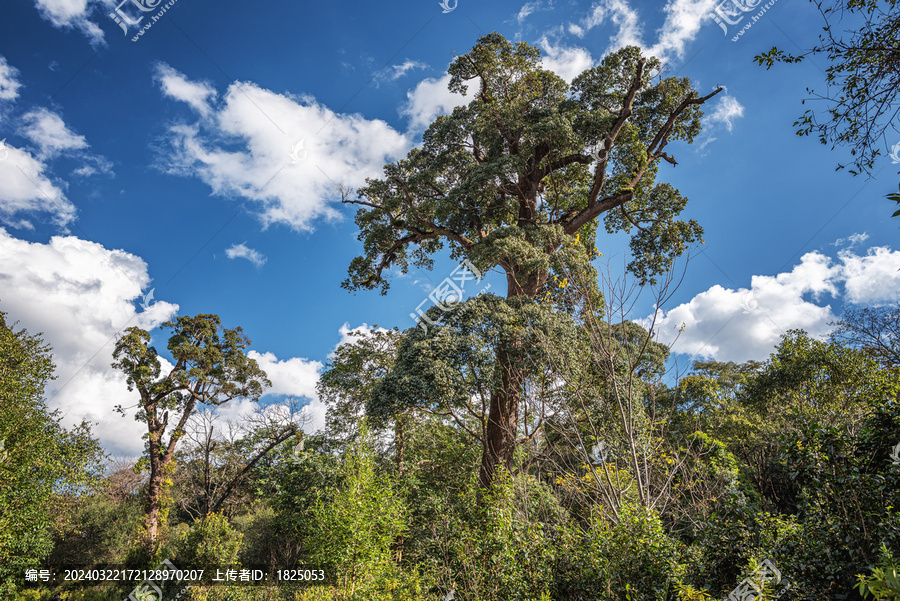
112;314;270;550
342;33;721;487
755;0;900;176
0;311;104;590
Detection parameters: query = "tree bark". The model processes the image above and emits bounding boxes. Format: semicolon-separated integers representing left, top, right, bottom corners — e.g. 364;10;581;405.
478;265;546;488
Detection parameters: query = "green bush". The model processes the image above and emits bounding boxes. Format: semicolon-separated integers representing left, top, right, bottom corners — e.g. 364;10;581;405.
175;513;243;572
306;423;408;598
555;502;685;601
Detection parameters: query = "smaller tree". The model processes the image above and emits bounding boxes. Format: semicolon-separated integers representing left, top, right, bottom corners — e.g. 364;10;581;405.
112;314;270;551
307;422;407;596
0;311;105;590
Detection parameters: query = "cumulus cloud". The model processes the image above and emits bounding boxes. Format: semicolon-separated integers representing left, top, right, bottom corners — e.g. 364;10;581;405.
569;0;643;52
154;64;217;116
538;37;594;83
225;242;267;267
705;94;744;132
647;0;719;61
644;245;900;363
0;141;75;228
247;351;322;400
19;108;89;158
156;66;411;232
32;0;105;45
0;56;22;101
0;228;178;456
0;228;336;453
400;73;467;132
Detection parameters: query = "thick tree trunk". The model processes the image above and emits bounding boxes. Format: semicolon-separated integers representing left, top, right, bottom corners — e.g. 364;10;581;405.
145;451;163;547
478;345;524;488
477;266;546;489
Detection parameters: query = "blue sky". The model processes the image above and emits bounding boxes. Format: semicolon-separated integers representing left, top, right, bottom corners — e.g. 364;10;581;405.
1;0;898;456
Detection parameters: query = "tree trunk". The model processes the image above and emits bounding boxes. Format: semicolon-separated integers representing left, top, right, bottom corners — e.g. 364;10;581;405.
145;449;163;547
477;266;546;489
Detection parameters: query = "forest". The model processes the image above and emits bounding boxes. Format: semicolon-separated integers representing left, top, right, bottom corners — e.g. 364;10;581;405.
2;2;900;600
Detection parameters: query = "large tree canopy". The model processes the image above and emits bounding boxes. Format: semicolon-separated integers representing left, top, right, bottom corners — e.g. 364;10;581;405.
342;33;720;487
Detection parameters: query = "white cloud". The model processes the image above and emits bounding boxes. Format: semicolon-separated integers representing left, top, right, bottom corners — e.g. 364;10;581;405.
154;63;217;116
705;94;744;132
334;321;391;352
0;56;22;101
833;232;869;248
0;227;335;454
19;108;89;158
225;242;267;267
158;70;411;231
0;141;75;228
247;350;322;400
0;228;178;456
32;0;105;45
538;37;594;83
385;60;427;82
569;0;643;52
517;1;541;23
401;74;467;132
838;246;900;305
645;245;900;363
647;0;718;61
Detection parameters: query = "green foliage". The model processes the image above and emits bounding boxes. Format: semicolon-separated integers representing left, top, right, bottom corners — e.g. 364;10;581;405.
307;423;407;596
0;312;105;590
429;471;556;601
174;512;243;571
858;544;900;600
555;502;685;600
